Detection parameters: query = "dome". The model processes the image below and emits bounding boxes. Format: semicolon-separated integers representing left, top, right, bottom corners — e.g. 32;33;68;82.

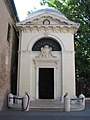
29;7;67;19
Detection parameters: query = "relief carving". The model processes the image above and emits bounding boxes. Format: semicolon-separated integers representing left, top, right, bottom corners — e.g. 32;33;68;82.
37;45;57;58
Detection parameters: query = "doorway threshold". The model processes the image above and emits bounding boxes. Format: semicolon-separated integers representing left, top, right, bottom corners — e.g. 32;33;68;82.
36;99;55;102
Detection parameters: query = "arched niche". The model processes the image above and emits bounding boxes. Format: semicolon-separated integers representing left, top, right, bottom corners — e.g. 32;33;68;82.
32;38;62;51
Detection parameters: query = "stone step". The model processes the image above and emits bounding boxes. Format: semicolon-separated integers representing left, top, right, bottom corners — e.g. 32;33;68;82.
30;107;64;112
29;100;64;111
29;100;85;112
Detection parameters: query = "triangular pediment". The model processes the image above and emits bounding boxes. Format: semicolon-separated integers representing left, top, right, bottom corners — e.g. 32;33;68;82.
23;16;70;26
16;8;79;31
16;11;79;28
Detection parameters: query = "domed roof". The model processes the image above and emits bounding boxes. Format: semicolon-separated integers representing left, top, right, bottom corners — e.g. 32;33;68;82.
29;7;67;19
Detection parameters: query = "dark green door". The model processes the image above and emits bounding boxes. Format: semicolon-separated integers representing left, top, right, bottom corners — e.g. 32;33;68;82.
39;68;54;99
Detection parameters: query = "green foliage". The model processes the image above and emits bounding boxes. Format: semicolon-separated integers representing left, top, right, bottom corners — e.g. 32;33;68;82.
41;0;90;96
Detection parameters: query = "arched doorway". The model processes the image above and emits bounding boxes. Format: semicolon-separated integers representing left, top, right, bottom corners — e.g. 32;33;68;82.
32;38;61;99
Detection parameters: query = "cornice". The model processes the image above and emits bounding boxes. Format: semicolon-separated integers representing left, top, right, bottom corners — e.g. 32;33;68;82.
4;0;19;22
18;25;78;34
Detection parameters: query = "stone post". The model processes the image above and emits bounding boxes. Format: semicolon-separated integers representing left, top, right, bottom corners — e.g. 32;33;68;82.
64;93;70;112
23;92;30;111
79;94;85;107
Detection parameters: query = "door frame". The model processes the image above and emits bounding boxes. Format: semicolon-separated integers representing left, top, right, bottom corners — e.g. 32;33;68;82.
39;68;54;99
36;66;56;99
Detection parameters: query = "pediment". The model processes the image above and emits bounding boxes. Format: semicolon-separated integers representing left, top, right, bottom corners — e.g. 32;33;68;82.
24;16;69;26
16;12;79;28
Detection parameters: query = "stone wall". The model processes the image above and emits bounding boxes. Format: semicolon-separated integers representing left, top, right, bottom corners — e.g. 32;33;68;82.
0;0;18;110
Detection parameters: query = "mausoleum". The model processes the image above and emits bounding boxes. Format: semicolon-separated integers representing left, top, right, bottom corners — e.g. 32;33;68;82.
16;7;79;101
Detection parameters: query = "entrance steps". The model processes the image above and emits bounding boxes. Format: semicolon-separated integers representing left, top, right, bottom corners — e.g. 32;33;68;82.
29;100;64;111
29;100;85;111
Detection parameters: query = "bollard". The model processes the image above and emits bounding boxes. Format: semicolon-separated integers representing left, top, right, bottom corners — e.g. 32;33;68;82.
79;94;85;107
23;92;30;111
64;93;70;112
8;93;13;107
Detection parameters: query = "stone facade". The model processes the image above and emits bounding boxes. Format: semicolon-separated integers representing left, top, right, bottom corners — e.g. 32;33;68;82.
0;0;19;110
16;8;79;101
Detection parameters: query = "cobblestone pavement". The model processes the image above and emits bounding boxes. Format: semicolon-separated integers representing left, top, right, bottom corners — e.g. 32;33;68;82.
0;104;90;120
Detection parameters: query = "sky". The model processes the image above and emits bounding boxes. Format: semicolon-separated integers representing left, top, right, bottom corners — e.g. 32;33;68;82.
14;0;48;21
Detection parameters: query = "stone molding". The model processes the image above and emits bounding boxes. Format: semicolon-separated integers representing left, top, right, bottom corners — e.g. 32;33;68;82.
19;25;78;34
61;51;75;54
18;50;75;54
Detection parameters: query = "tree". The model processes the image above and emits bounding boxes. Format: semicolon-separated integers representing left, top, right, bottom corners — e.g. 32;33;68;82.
41;0;90;96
